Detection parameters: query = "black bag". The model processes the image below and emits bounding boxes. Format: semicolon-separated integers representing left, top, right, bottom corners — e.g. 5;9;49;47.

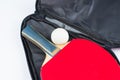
21;0;120;80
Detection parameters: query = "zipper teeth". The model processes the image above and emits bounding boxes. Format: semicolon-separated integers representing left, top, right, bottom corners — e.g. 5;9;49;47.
43;19;79;39
44;17;103;44
44;10;106;46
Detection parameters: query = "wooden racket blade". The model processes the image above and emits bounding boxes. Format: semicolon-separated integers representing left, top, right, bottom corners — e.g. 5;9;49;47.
22;25;63;66
22;26;60;56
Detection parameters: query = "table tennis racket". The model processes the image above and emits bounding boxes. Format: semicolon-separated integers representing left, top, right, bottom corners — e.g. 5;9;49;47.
22;25;120;80
40;39;120;80
22;25;68;66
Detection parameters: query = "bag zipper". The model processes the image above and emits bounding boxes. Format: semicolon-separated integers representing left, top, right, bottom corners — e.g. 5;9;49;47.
42;10;109;47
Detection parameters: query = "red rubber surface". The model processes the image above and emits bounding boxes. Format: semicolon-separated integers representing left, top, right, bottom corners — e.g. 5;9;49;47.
41;39;120;80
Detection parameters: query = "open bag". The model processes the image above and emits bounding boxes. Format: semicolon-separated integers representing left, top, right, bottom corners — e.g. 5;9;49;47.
21;0;120;80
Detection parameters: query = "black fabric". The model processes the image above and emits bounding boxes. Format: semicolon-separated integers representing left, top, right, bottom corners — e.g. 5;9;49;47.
27;40;45;80
36;0;120;48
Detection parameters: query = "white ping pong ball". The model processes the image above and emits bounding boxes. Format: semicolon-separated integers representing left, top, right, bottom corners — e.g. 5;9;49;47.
51;28;69;44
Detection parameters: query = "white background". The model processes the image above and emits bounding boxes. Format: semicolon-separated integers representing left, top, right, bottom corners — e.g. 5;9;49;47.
0;0;120;80
0;0;35;80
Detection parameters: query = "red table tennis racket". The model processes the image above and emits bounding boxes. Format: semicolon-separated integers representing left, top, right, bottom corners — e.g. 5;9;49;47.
22;25;120;80
41;39;120;80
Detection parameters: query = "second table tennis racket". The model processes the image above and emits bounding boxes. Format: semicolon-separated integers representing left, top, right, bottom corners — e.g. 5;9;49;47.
22;25;68;66
41;39;120;80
